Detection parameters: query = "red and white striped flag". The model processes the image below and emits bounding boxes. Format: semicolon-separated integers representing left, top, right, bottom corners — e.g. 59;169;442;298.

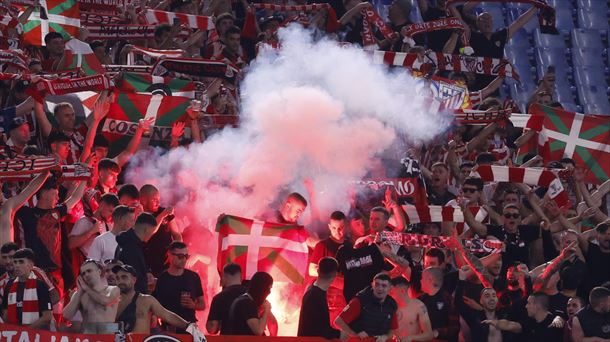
470;165;569;207
144;9;214;30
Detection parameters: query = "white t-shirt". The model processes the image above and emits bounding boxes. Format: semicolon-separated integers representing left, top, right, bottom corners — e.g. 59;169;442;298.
88;231;119;262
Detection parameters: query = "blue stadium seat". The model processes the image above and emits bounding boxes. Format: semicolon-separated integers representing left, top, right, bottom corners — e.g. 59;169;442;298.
547;0;576;33
410;2;422;24
554;83;576;105
535;47;570;71
572;47;606;67
507;28;531;49
571;28;604;50
561;102;579;112
507;8;539;33
574;66;609;89
509;82;536;112
577;9;610;31
534;28;566;49
576;0;609;13
584;100;610;115
505;47;531;67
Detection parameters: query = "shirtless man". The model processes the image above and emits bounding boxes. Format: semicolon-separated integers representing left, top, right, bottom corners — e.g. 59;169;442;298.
63;260;120;333
390;277;433;342
113;264;202;336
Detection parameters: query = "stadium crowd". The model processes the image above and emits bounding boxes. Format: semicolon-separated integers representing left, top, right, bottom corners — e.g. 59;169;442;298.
0;0;608;340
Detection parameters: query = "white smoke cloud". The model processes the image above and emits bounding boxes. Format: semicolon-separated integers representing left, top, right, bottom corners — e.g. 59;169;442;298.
127;26;450;229
126;25;451;336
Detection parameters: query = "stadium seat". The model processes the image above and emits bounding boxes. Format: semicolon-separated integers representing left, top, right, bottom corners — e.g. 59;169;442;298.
410;2;423;24
576;0;609;13
507;28;532;51
577;9;610;31
535;47;570;71
572;28;604;50
507;8;539;33
547;0;576;33
574;66;609;89
505;46;532;66
509;82;536;112
554;83;576;105
572;47;606;67
561;102;579;112
583;98;610;115
534;28;566;49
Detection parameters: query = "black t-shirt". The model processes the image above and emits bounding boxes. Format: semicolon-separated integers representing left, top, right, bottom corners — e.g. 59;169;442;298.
585;242;610;291
207;284;247;335
297;284;340;338
16;204;68;272
1;278;52;324
548;292;570;319
226;294;259;335
145;207;174;277
486;224;540;267
520;313;563;342
153;269;203;323
422;7;454;52
336;243;385;301
426;186;457;206
469;28;508;91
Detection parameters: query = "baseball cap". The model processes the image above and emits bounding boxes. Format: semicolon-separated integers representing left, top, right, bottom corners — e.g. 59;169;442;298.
112;264;138;277
9;117;28;132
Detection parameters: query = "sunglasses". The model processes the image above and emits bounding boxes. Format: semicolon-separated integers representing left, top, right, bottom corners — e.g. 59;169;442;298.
171;253;190;259
462;188;478;193
503;213;520;219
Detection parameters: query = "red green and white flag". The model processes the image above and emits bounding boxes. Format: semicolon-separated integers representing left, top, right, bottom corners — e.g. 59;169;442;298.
61;38;105;75
21;0;80;46
526;104;610;184
118;72;199;97
216;215;309;284
102;92;191;156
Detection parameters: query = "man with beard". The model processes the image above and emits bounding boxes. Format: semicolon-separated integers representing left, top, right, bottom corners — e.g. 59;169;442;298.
225;271;273;336
457;266;512;342
578;221;610;292
464;203;542;270
483;292;563;342
139;184;181;277
63;260;120;333
113;264;193;334
335;273;398;342
571;286;610;340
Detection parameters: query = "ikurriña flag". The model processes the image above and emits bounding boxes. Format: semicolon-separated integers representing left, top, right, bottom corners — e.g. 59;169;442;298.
118;72;199;97
102;92;191;156
216;214;309;284
527;104;610;184
21;0;80;46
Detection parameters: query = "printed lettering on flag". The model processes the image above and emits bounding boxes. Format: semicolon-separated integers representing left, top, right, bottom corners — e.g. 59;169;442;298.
102;92;191;156
216;215;309;283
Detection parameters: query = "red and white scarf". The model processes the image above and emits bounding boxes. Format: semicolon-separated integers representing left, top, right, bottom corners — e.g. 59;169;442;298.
361;8;395;50
0;157;91;181
373;50;520;81
145;9;214;30
86;24;157;40
400;204;490;224
402;18;472;53
377;231;502;254
6;272;40;325
28;74;111;101
454;108;511;125
470;165;569;207
251;3;340;32
0;49;28;70
152;57;239;79
78;0;120;12
80;11;124;25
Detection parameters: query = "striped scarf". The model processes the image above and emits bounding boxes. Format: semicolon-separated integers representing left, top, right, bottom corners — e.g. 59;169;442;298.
471;165;570;207
6;272;40;325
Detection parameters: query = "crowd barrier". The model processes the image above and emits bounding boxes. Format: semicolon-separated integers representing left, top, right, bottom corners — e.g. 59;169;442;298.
0;323;449;341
